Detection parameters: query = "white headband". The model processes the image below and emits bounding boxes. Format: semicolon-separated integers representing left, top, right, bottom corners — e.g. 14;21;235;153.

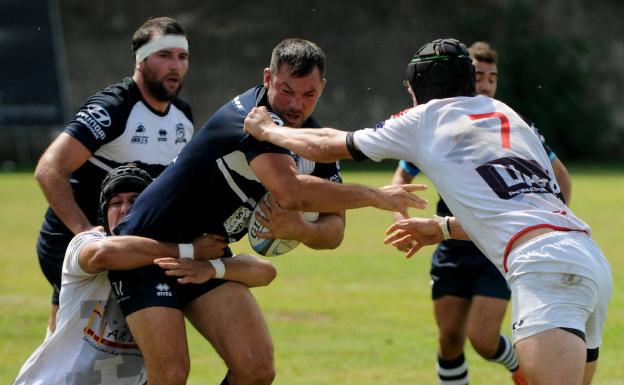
135;35;189;64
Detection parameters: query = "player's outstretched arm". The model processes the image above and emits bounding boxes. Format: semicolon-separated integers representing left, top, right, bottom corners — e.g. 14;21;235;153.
80;233;227;274
155;254;277;288
244;106;351;163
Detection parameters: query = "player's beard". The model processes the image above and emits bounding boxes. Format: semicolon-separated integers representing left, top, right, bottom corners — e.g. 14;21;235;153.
142;67;184;102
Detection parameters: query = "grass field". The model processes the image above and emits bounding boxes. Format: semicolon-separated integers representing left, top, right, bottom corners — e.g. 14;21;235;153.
1;166;623;384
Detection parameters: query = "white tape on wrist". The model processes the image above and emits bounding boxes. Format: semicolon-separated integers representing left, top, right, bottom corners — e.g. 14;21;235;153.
433;215;451;240
178;243;194;259
209;259;226;279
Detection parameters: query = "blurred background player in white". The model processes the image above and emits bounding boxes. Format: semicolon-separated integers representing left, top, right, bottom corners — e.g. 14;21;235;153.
242;38;612;385
34;16;194;334
388;41;571;385
14;165;275;385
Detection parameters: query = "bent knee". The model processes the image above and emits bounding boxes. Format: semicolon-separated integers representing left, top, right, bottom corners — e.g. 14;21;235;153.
231;354;275;385
147;360;190;385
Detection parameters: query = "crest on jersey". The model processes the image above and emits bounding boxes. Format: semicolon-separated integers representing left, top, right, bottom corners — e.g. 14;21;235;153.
175;123;187;144
131;122;148;144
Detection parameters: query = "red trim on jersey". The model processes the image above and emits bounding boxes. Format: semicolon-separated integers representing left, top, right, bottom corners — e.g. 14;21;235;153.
391;108;412;119
503;224;588;272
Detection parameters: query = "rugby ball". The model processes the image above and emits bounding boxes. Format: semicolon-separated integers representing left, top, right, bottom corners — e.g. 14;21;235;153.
248;193;319;257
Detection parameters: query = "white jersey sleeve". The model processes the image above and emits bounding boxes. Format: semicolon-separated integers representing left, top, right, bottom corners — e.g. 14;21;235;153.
353;107;424;162
62;230;106;283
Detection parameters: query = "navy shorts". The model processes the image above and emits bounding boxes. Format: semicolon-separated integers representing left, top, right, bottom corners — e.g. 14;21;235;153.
108;248;233;316
36;230;73;305
430;239;510;300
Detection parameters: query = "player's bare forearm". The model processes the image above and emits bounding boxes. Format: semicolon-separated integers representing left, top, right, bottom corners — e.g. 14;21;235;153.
35;133;94;234
81;236;178;273
447;217;470;240
276;174;427;214
299;211;345;250
245;106;351;162
81;234;227;274
155;254;277;287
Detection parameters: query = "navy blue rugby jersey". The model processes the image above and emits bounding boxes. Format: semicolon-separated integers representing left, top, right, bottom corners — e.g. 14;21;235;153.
41;78;194;236
114;86;342;244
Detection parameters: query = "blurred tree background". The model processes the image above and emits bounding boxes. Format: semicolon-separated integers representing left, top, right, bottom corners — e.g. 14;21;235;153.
2;0;623;166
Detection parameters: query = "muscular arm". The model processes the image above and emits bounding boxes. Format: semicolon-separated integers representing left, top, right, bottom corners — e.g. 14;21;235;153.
34;133;94;234
155;254;277;288
551;158;572;205
254;193;345;249
250;153;426;214
245;107;351;163
80;233;227;274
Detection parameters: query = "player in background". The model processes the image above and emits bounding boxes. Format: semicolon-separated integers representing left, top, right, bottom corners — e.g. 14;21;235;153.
34;17;194;334
243;38;612;385
108;38;425;385
14;165;275;385
387;41;571;385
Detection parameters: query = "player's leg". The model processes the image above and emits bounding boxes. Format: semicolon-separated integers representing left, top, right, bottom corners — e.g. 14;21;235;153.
109;265;191;385
185;281;274;385
467;295;511;357
466;261;523;383
126;306;190;385
434;295;470;385
431;243;472;385
515;328;586;385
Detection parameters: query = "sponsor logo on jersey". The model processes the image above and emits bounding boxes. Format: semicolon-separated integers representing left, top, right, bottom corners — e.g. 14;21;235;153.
86;104;112;127
232;96;246;112
75;104;111;140
156;283;172;297
158;128;168;142
175;123;187;144
476;156;563;201
224;205;253;238
131;123;149;144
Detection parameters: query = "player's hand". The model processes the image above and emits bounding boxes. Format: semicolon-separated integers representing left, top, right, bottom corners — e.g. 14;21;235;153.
254;193;310;241
192;234;227;260
154;258;216;284
244;106;275;141
384;217;443;258
390;212;415;252
376;184;428;215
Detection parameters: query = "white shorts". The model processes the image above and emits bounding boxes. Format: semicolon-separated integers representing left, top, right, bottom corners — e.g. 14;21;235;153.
508;232;612;348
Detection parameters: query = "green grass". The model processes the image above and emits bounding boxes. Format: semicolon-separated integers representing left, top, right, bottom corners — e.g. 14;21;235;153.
1;167;623;384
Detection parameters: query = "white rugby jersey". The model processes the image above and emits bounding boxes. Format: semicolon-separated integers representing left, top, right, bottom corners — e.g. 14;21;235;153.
354;95;590;274
14;231;145;385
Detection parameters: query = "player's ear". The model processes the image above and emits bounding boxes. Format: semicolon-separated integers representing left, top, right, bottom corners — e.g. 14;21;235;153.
319;78;327;95
262;68;272;89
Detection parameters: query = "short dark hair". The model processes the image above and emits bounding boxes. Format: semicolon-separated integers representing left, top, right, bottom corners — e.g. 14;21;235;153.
269;38;326;78
131;17;187;56
468;41;498;64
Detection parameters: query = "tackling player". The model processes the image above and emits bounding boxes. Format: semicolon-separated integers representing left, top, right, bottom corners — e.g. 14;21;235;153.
13;165;275;385
243;38;612;385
